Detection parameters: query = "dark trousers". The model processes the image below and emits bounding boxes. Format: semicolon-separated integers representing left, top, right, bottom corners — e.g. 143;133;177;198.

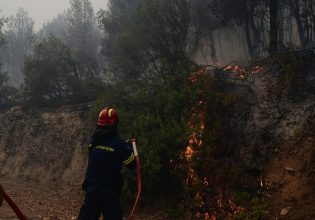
77;187;122;220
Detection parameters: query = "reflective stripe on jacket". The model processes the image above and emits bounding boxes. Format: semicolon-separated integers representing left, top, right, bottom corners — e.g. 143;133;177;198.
85;133;135;192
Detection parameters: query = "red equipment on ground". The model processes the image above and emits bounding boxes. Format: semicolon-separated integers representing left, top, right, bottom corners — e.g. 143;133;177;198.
128;138;141;220
2;187;27;220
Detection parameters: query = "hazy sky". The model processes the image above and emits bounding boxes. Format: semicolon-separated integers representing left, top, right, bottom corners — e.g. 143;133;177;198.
1;0;108;30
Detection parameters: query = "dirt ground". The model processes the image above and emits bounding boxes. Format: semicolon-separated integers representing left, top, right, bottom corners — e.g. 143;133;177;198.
0;178;167;220
0;178;81;220
262;139;315;220
0;202;19;220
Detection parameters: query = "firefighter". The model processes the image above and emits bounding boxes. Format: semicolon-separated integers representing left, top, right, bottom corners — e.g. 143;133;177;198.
77;107;136;220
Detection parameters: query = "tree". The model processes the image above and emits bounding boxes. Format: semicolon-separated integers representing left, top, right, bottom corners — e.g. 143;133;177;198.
99;0;199;81
23;36;78;105
288;0;315;48
0;8;34;86
38;14;68;42
23;36;104;106
213;0;315;55
212;0;265;57
0;14;5;46
37;0;102;81
66;0;102;78
0;14;18;107
0;65;19;107
270;0;279;54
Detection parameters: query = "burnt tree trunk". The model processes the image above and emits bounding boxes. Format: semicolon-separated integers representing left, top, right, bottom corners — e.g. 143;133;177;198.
278;2;285;48
208;31;217;64
310;0;315;41
270;0;279;55
244;12;253;56
243;1;255;58
248;1;261;57
290;0;308;48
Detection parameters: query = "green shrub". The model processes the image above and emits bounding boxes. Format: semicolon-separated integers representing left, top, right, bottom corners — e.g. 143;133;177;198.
234;197;267;220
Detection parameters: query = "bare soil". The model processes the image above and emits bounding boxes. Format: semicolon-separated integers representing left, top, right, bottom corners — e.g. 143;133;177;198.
0;178;82;220
262;138;315;220
0;178;167;220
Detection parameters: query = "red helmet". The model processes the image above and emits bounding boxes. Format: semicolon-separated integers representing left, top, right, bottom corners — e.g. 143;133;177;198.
97;107;118;127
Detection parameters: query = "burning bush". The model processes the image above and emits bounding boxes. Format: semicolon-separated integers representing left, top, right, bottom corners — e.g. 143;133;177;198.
178;68;265;219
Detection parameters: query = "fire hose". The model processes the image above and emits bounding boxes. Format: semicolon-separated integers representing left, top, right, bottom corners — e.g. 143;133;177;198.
127;138;141;220
1;186;27;220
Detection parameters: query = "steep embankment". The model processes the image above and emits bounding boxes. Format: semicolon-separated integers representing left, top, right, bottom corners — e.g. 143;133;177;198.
0;104;90;185
222;59;315;219
263;140;315;219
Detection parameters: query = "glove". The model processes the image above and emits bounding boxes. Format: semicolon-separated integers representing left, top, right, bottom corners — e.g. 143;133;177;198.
125;139;133;151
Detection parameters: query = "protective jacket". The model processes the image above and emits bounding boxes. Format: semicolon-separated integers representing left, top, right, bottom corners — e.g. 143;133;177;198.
84;127;136;193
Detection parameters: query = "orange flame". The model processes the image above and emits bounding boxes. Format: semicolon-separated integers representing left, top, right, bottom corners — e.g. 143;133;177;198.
223;64;262;80
185;146;194;160
182;68;250;219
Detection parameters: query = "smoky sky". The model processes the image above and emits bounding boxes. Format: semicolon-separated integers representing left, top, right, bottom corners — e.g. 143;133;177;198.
1;0;108;29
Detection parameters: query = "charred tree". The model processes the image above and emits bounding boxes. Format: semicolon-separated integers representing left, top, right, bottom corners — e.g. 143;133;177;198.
248;1;261;57
270;0;279;55
243;1;258;58
290;0;308;48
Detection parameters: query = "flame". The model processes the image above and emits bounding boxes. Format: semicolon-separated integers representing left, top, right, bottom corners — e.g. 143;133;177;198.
252;66;263;74
205;212;210;219
181;67;250;219
211;213;216;220
223;65;232;71
228;199;245;215
223;64;262;80
217;189;223;208
185;146;194;160
259;176;274;192
189;68;208;83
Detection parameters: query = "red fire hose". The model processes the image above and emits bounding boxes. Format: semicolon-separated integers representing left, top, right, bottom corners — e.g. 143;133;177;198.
128;138;141;220
2;189;27;220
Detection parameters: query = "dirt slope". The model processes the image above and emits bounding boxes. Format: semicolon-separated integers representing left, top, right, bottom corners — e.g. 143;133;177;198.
262;139;315;219
0;105;90;185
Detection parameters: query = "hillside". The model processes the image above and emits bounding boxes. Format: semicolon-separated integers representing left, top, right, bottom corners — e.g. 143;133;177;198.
0;57;315;219
0;104;90;185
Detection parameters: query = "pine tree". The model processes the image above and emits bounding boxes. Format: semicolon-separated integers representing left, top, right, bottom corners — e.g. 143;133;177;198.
1;8;34;86
66;0;101;78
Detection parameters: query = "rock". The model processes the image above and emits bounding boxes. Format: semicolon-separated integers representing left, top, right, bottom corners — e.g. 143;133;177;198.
285;167;296;174
274;148;280;153
280;207;292;216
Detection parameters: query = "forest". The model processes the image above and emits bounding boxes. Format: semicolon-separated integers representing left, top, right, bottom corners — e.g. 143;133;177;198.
1;0;315;104
1;0;315;219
